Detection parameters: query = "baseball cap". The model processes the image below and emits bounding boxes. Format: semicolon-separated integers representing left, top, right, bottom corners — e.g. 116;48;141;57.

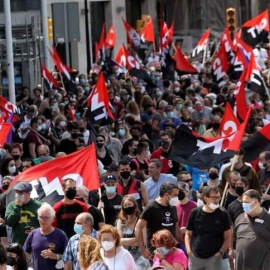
14;182;33;192
104;175;117;184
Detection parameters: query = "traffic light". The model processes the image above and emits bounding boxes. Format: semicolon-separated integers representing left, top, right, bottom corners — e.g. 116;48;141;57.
226;8;236;32
47;17;53;41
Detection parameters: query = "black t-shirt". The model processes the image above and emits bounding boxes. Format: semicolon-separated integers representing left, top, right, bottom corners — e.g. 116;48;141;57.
101;194;123;226
224;192;238;209
203;82;220;95
58;139;77;154
130;158;149;176
186;206;231;258
88;205;104;231
227;199;244;224
97;150;113;167
141;200;178;247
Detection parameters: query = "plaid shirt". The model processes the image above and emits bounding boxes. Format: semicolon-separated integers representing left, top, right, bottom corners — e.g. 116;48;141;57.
63;230;97;270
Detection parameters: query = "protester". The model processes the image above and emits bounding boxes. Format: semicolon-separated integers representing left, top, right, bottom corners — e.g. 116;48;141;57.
98;224;137;270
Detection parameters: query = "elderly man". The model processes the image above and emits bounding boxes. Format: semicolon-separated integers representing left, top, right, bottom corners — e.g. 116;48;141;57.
24;202;68;270
33;144;54;165
5;182;41;245
63;212;96;270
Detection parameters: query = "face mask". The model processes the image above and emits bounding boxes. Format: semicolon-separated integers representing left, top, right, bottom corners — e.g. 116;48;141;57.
187;106;193;113
235;186;245;196
209;203;219;210
96;142;104;148
37;125;42;132
7;257;17;267
79;78;86;84
258;161;266;170
74;223;83;235
167;112;174;118
2;184;10;191
120;171;131;179
75;113;81;120
40;156;49;162
59;121;66;127
12;154;20;160
178;191;186;201
132;149;137;155
84;87;90;92
118;129;126;137
242;202;254;213
79;127;85;133
71;133;79;139
156;91;162;97
176;104;182;111
54;102;58;107
65;189;77;200
8;165;16;174
64;100;69;105
15;193;25;201
101;241;115;251
174;87;180;93
123;205;136;215
146;150;151;158
169;196;179;206
157;247;170;255
209;172;218;180
106;186;116;194
42;123;47;130
212;123;220;130
161;140;170;149
195;106;203;112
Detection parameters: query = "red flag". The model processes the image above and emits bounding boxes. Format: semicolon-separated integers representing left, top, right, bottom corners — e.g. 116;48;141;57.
141;19;155;43
160;21;174;52
87;72;115;121
98;22;106;51
0;96;20;114
105;26;116;48
115;45;128;69
212;42;229;88
0;104;20;123
219;103;240;137
220;28;236;64
68;106;76;122
41;63;60;89
191;28;210;59
173;44;197;74
241;9;269;47
9;144;99;192
122;18;141;47
0;123;12;148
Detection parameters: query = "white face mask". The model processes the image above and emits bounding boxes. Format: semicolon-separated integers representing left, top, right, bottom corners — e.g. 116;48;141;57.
258;161;265;170
101;241;115;251
8;165;16;174
59;121;66;127
15;193;25;201
169;196;179;206
209;203;219;210
174;87;180;93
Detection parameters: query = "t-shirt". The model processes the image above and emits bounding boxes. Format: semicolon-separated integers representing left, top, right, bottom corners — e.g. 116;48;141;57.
141;200;178;246
176;200;197;228
224;192;238;209
101;194;123;226
23;228;68;270
53;200;89;238
88;205;104;231
186;206;231;258
150;148;170;173
152;248;188;270
130;158;149;176
23;131;43;158
227;199;244;224
101;247;137;270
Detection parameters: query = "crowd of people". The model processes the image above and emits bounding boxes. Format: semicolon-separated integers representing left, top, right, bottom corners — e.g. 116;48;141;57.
0;41;270;270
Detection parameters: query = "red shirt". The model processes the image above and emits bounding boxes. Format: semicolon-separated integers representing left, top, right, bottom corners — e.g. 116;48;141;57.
150;148;170;173
176;200;197;229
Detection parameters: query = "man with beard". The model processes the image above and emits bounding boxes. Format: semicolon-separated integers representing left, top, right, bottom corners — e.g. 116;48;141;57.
53;178;88;239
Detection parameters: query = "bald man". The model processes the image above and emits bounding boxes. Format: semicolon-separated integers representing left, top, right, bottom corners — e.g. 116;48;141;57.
33;144;54;164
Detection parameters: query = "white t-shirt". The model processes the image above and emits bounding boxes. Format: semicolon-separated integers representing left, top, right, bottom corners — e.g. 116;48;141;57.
101;247;136;270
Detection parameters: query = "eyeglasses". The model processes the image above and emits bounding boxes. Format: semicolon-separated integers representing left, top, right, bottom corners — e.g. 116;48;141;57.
38;216;51;221
208;196;221;200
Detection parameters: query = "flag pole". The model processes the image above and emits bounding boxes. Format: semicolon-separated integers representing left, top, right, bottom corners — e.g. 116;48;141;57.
220;153;238;207
28;126;49;144
98;188;105;220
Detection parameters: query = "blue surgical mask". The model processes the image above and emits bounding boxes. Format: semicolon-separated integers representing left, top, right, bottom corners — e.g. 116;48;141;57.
64;100;69;105
74;224;83;235
106;186;116;194
54;102;58;107
42;123;47;130
157;246;170;255
167;112;174;118
118;129;126;137
79;78;86;84
242;202;254;213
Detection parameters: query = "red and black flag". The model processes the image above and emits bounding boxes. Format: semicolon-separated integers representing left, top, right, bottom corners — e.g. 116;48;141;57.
191;28;210;62
168;107;251;169
41;63;60;90
122;18;141;47
220;28;236;65
242;123;270;162
241;9;269;48
211;42;229;88
0;96;20;115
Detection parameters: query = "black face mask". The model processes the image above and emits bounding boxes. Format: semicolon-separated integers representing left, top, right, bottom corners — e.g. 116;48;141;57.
96;142;104;148
132;134;139;141
65;189;77;200
2;184;10;191
7;257;17;266
178;191;186;201
235;186;245;196
123;205;136;215
132;149;137;155
209;172;218;180
71;133;79;139
12;154;20;160
212;123;220;130
79;128;85;133
120;171;131;179
161;140;170;149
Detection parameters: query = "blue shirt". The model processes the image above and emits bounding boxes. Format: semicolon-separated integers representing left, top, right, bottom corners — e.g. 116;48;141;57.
144;174;177;201
63;230;97;270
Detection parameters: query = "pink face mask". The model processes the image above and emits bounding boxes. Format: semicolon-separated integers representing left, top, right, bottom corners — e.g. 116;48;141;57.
195;106;203;111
